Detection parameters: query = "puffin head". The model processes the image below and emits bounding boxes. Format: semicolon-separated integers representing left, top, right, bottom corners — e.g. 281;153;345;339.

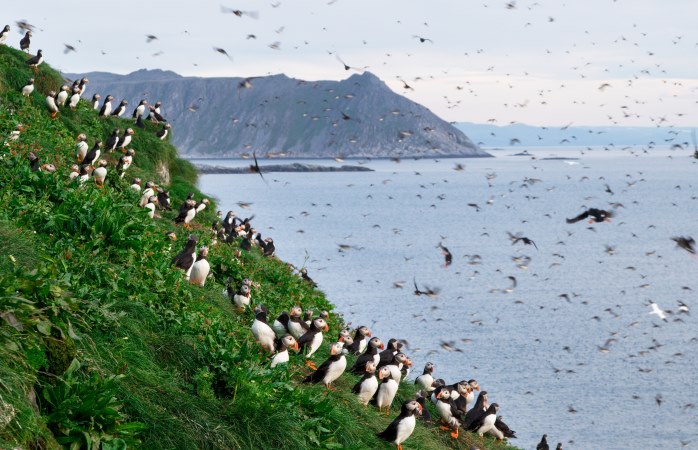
468;379;480;391
404;400;422;416
329;341;344;356
369;337;384;350
313;318;329;332
282;334;298;351
364;361;377;374
377;366;391;380
358;325;371;338
424;362;435;373
290;306;302;318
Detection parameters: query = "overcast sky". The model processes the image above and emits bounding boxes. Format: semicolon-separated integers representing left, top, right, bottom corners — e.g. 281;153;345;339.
4;0;697;127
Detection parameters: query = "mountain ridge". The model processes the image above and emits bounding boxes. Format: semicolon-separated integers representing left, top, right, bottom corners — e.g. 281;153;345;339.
64;69;489;158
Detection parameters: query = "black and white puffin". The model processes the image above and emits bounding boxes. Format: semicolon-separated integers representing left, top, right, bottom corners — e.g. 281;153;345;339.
432;386;460;438
467;403;501;438
68;164;80;180
380;352;411;383
372;366;398;414
68;86;81;109
302;341;346;389
195;198;210;214
415;391;433;423
25;49;43;71
345;325;372;355
270;334;298;368
111;99;128;117
272;305;303;337
45;91;59;118
92;160;108;188
27;152;40;172
56;85;69;107
117;128;135;149
174;200;197;228
156;188;171;210
171;234;197;280
143;195;158;219
149;102;166;122
19;30;31;52
91;94;101;110
415;362;436;392
132;99;148;120
299;268;317;287
77;77;89;95
298;317;329;369
259;237;275;256
536;434;549;450
0;25;9;45
139;181;156;207
378;338;403;366
449;381;473;419
117;149;135;178
81;140;102;166
494;415;517;439
221;211;239;235
462;390;489;429
229;282;251;311
105;128;120;153
189;246;210;286
130;177;142;192
21;78;34;97
251;304;276;352
77;165;90;184
99;95;114;116
376;400;422;450
156;123;171;140
566;207;613;224
350;337;385;374
352;360;378;405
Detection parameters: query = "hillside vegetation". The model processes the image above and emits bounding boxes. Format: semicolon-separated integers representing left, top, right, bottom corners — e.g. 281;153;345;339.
0;45;518;450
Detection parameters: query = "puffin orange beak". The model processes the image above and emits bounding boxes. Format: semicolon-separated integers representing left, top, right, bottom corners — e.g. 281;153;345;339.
323;324;329;332
436;391;443;399
417;403;423;413
366;331;372;337
292;342;299;351
379;343;385;350
338;335;344;342
475;386;480;391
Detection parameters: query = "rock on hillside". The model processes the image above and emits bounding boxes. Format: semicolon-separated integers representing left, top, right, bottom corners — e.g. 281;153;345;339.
64;69;489;158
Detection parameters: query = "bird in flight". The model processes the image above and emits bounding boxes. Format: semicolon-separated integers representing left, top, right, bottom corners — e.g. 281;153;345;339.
671;236;695;254
438;242;452;267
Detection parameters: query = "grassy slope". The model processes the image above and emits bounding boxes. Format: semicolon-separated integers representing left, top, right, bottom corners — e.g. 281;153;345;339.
0;45;519;450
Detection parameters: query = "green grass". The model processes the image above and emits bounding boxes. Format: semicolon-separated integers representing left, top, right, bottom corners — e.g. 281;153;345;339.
0;44;519;450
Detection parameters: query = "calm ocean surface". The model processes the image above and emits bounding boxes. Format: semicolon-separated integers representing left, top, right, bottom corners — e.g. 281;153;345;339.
196;147;698;450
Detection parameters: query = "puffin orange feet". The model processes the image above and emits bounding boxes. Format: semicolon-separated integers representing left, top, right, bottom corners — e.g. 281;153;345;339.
450;429;459;439
305;360;317;370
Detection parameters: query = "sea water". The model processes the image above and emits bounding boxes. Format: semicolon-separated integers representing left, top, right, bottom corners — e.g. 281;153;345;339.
196;147;698;450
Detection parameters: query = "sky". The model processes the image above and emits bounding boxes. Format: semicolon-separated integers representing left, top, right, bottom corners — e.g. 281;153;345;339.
3;0;698;128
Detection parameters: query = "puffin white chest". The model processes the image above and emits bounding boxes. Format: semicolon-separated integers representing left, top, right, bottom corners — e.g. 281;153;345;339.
288;320;306;339
184;252;196;279
184;207;196;224
477;414;497;436
270;349;289;368
306;331;323;357
233;293;250;308
387;364;403;383
69;93;80;108
144;203;156;218
416;373;434;391
93;167;107;183
189;259;210;286
395;415;416;445
376;379;398;409
435;399;453;421
357;376;378;405
321;355;346;385
251;319;276;352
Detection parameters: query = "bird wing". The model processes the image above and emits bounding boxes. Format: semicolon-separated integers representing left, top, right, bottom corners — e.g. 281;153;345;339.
566;210;589;224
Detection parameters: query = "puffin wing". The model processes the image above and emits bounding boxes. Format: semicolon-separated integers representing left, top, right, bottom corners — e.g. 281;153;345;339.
297;329;315;349
376;415;401;441
303;356;333;383
566;210;589;224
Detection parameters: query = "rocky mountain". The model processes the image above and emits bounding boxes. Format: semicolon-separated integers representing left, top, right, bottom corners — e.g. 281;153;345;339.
64;69;489;158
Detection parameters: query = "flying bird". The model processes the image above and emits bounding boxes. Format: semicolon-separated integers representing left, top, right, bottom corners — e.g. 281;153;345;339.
438;242;452;267
213;47;233;61
566;208;613;224
671;236;695;254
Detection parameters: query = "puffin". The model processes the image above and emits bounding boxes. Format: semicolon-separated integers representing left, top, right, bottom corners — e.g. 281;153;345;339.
143;195;158;219
171;235;198;280
92;160;108;188
298;317;329;369
156;123;171;140
270;334;298;368
6;123;24;142
381;352;411;383
378;338;403;366
230;283;251;311
433;386;460;438
272;305;303;337
56;85;70;107
98;95;114;117
299;268;317;287
156;188;171;210
376;399;422;450
111;99;128;117
91;94;101;110
415;391;434;423
117;128;135;149
76;77;89;95
566;207;613;224
27;152;40;172
345;325;372;355
287;307;311;339
195;198;210;214
25;50;43;71
149;102;166;122
415;362;436;392
174;199;197;228
251;304;276;352
105;129;120;153
494;415;517;439
0;25;9;45
462;390;489;429
77;165;90;184
68;164;80;180
117;149;135;178
132;99;148;120
372;366;399;414
537;434;550;450
81;140;102;167
467;403;501;439
130;177;142;192
19;30;31;52
303;341;346;389
45;91;59;118
352;361;379;406
222;211;239;235
350;337;385;374
189;246;210;286
259;237;275;256
139;181;156;207
68;86;81;109
21;78;34;97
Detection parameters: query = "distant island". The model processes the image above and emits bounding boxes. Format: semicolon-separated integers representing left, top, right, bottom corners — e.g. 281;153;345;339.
64;69;489;159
